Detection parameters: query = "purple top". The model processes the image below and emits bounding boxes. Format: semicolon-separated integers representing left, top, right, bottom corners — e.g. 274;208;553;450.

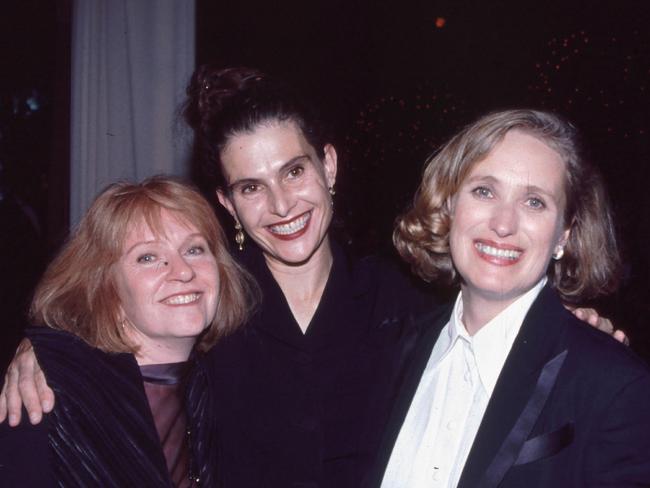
140;362;193;488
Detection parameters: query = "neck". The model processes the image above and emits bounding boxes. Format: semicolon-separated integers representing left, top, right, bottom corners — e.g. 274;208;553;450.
459;289;517;336
264;238;334;332
129;334;194;366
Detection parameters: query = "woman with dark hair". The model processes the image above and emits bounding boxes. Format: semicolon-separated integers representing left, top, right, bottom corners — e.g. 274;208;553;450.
371;110;650;487
3;67;434;487
1;72;622;487
0;176;255;486
179;65;437;486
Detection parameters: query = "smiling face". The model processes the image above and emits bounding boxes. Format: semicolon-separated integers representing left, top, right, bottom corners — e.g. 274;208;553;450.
217;120;337;267
113;209;219;364
449;130;570;311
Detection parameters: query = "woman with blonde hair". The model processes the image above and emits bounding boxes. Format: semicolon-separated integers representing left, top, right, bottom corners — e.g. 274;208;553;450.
372;109;650;487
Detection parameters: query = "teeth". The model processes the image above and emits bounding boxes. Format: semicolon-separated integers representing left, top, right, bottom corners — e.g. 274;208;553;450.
269;213;310;235
475;243;522;260
164;293;200;305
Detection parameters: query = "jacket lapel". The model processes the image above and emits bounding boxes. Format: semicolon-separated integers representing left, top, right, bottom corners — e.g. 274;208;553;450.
457;285;570;488
306;243;370;350
366;303;451;487
243;241;369;350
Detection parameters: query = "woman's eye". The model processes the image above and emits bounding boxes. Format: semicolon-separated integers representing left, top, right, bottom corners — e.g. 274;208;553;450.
186;245;205;256
472;186;493;198
136;253;156;264
241;184;259;195
526;197;546;209
287;165;304;178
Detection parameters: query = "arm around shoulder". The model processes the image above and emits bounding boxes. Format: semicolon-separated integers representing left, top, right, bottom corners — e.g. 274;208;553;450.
0;337;54;426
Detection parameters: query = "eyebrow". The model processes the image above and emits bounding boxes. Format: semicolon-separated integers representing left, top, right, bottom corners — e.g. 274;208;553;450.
124;239;158;256
227;154;312;192
124;233;205;255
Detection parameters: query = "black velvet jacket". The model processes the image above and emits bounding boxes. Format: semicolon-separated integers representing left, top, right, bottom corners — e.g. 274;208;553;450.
365;285;650;487
205;242;438;488
0;327;217;487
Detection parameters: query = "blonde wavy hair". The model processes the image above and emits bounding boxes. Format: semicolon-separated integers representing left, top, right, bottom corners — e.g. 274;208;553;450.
394;109;621;303
30;175;257;354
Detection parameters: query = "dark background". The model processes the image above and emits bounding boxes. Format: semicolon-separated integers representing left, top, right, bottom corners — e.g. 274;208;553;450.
2;0;649;370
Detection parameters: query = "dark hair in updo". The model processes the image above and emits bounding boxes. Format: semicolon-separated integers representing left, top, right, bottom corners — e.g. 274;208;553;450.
183;65;331;189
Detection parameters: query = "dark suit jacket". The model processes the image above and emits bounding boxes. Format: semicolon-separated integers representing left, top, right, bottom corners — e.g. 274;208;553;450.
207;242;437;487
367;285;650;487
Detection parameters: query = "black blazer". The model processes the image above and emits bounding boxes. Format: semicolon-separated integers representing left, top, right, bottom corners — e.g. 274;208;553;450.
206;242;436;487
367;285;650;487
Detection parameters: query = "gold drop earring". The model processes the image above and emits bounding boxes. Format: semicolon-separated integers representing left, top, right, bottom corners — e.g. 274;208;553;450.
234;220;245;251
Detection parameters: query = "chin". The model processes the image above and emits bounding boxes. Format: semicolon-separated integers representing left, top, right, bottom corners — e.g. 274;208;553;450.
277;250;317;266
270;236;326;265
465;275;517;298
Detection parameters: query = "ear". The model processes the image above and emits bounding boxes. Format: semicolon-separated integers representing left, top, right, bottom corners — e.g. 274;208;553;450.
445;195;456;215
558;227;571;248
322;144;338;188
216;189;237;220
115;306;127;331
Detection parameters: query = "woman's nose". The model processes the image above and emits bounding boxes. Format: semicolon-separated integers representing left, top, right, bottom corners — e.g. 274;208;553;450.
165;254;196;282
268;186;295;217
489;203;518;237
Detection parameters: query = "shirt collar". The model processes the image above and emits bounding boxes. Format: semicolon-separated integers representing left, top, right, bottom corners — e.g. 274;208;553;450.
444;278;547;395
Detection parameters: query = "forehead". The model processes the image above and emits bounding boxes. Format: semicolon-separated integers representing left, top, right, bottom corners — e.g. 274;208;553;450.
121;209;200;248
465;131;566;193
220;121;316;181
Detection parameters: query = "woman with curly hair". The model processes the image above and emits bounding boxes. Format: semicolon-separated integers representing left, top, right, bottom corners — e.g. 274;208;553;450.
373;109;650;487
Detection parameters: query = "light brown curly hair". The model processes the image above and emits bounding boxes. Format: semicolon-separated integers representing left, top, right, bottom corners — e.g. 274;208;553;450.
393;109;621;303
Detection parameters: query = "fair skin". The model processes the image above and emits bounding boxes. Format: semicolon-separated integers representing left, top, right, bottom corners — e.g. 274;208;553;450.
116;211;219;364
0;212;220;425
450;131;570;334
0;119;339;424
0;123;625;425
217;120;337;330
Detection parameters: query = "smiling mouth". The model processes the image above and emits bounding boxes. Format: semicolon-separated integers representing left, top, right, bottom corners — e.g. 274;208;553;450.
268;211;311;236
162;293;201;305
475;242;523;261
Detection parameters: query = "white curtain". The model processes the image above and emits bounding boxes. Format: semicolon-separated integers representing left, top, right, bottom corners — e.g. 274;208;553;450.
70;0;195;225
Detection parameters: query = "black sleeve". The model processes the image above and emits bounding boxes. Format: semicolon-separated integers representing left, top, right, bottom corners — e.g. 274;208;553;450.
0;410;55;487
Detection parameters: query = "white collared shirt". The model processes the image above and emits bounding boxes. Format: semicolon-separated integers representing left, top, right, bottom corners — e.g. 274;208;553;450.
381;279;547;488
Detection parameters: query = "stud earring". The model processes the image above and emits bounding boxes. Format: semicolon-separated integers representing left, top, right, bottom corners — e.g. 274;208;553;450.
552;246;564;260
234;221;245;251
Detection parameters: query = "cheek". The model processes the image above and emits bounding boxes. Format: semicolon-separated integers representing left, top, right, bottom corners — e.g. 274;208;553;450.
298;174;329;200
115;284;144;325
118;283;145;315
448;220;468;265
202;262;220;289
204;267;220;320
233;199;266;228
449;200;476;242
523;216;564;250
114;269;156;313
113;272;133;308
